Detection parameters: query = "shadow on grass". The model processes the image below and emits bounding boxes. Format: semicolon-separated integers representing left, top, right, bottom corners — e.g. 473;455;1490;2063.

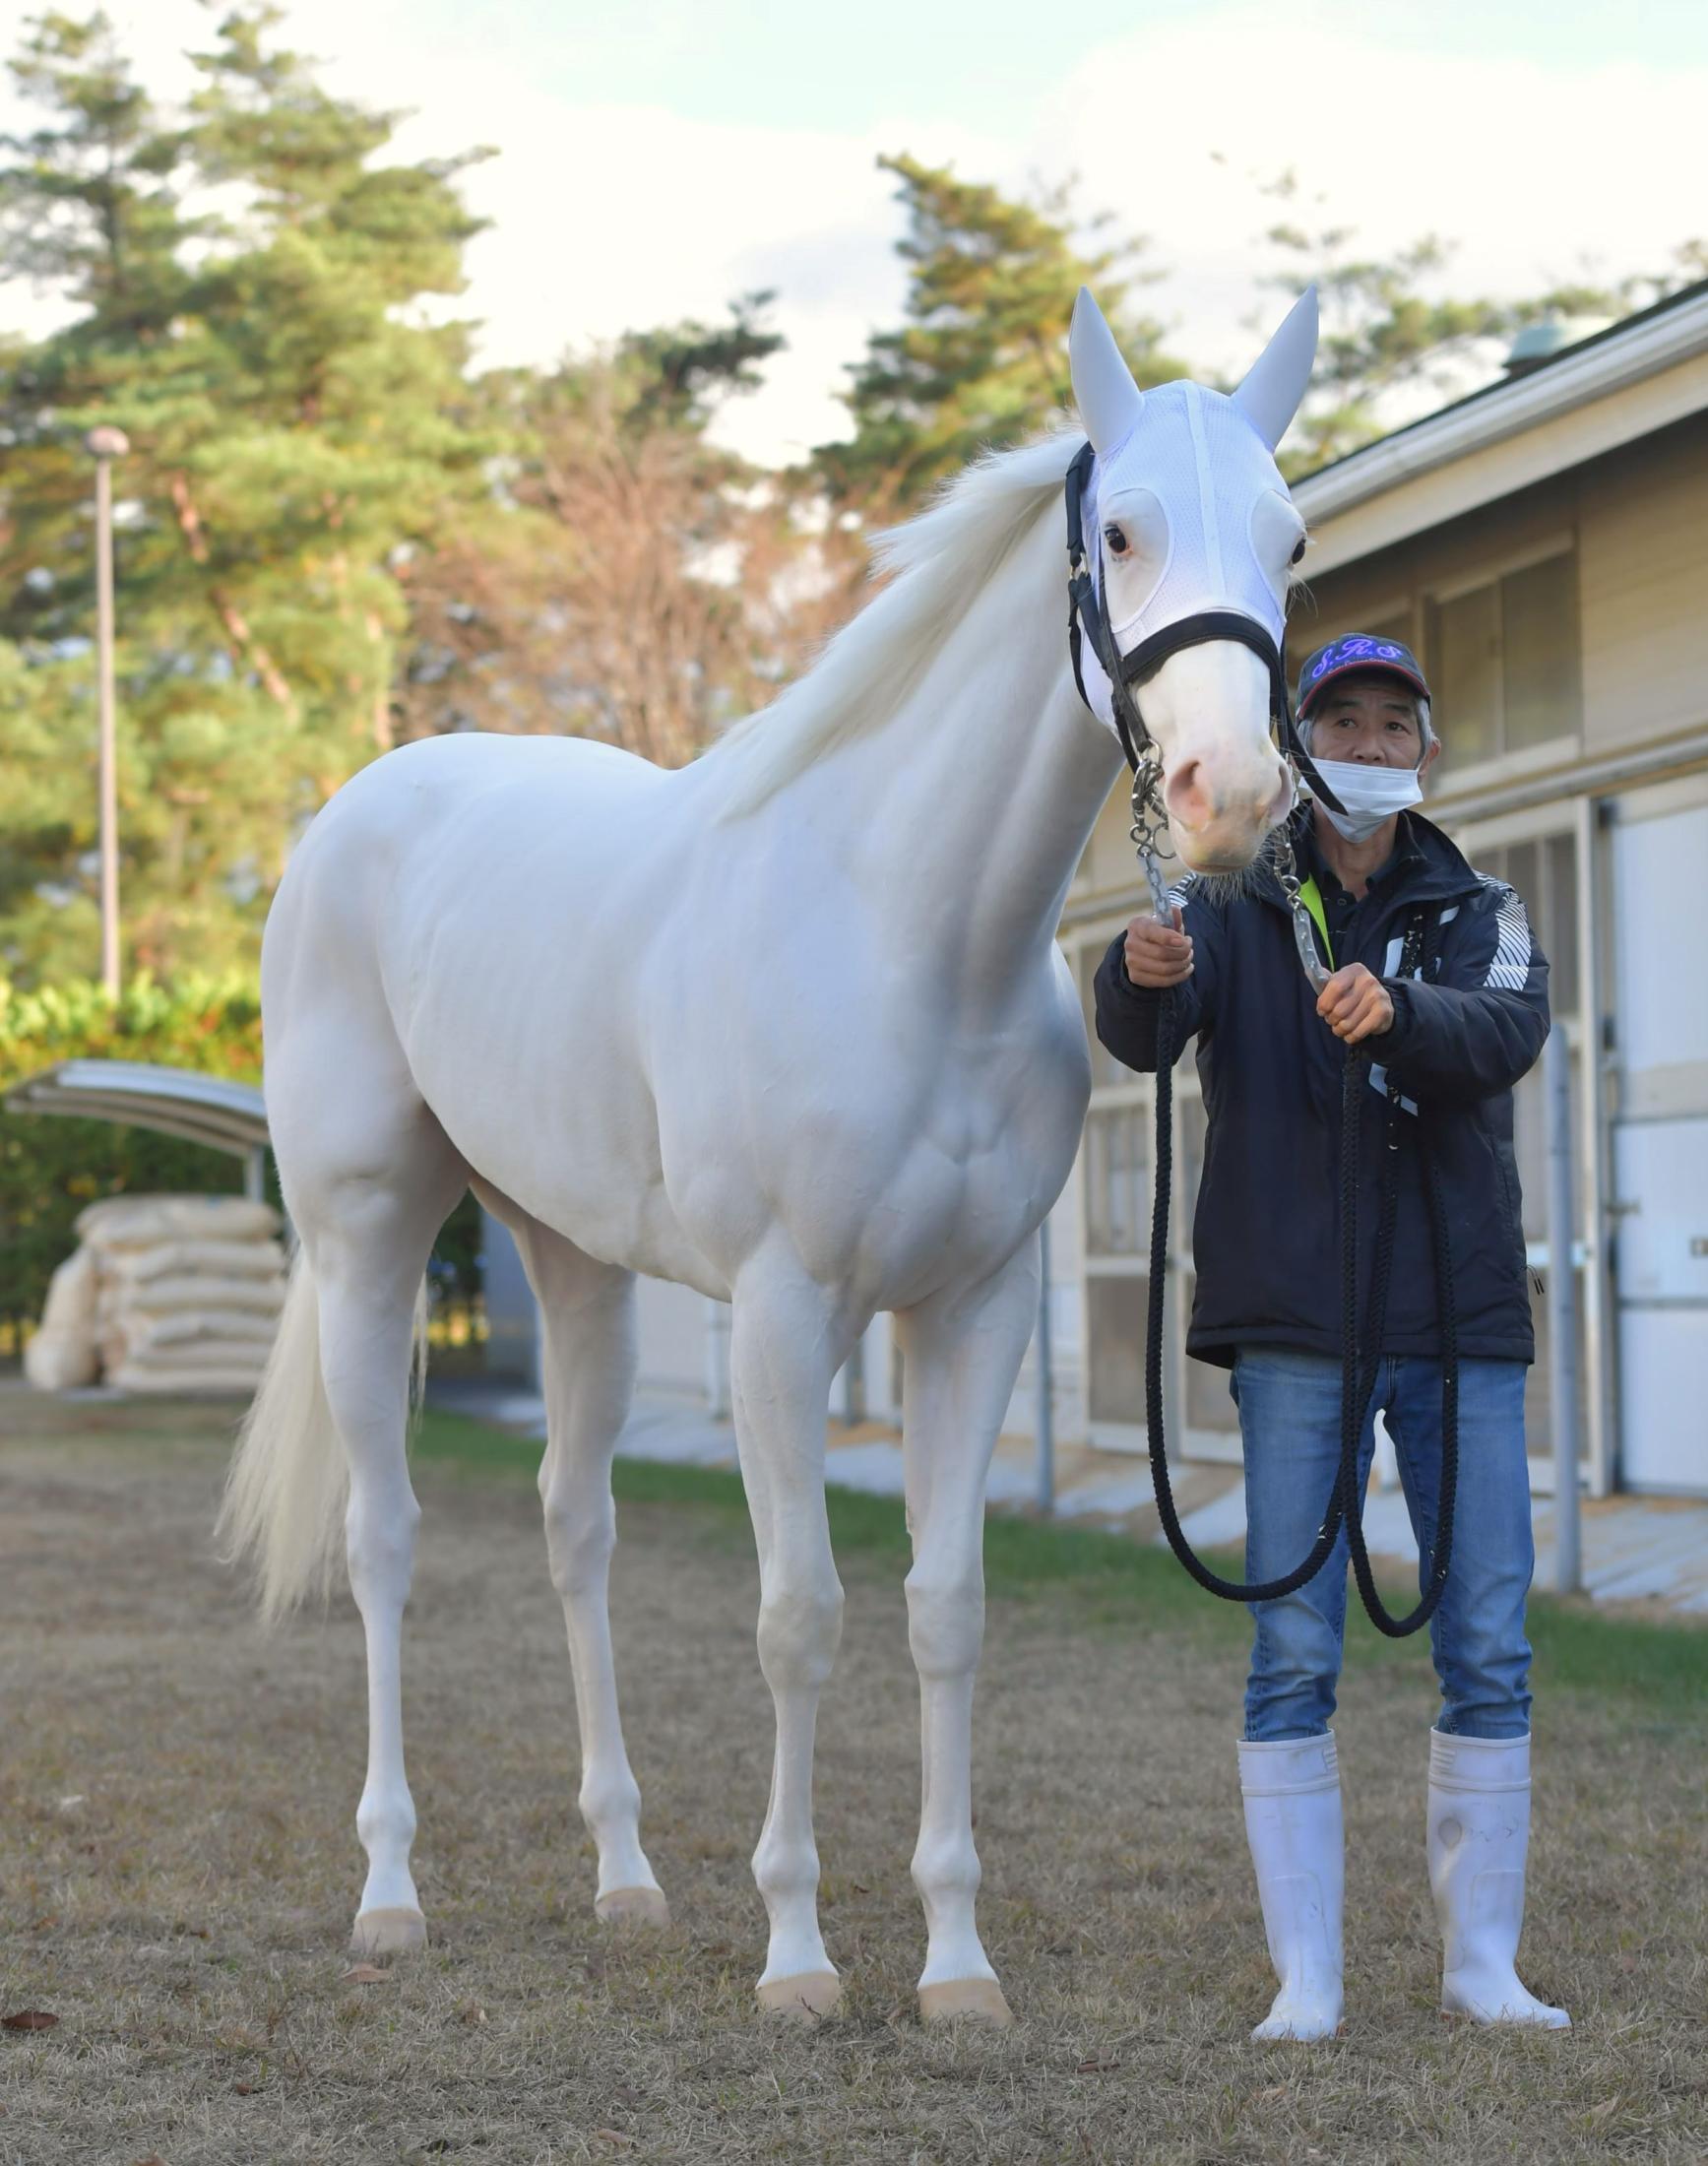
412;1408;1708;1721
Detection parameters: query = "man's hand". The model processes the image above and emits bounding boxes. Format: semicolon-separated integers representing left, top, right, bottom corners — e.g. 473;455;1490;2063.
1316;963;1395;1045
1123;906;1194;989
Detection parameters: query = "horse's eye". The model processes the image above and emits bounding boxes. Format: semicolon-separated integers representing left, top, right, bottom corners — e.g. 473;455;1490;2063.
1104;524;1129;558
1290;535;1307;566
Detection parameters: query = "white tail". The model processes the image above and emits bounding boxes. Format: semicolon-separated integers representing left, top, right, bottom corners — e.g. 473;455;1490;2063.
218;1249;428;1625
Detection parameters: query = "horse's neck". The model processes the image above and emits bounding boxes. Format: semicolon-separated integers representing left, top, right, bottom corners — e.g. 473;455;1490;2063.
822;516;1122;1001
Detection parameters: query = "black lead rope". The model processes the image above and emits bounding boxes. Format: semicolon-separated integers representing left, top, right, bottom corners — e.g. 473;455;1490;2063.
1060;438;1459;1633
1142;908;1460;1637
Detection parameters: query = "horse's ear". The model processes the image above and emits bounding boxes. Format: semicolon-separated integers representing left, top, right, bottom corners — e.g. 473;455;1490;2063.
1233;285;1318;451
1070;287;1145;454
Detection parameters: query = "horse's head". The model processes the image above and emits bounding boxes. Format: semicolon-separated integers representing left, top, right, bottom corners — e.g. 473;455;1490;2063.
1069;287;1318;875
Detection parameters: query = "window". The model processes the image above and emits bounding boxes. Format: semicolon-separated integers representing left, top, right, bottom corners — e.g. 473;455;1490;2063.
1425;550;1580;770
1084;1101;1150;1256
1087;1275;1150;1425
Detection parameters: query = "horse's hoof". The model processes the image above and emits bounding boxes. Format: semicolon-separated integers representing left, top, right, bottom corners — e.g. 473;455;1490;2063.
349;1906;427;1958
756;1970;843;2020
918;1977;1013;2027
596;1885;670;1929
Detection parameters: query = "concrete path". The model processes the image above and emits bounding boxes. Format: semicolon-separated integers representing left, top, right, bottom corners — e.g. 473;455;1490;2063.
427;1380;1708;1618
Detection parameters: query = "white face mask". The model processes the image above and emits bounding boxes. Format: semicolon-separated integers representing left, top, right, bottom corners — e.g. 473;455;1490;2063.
1307;758;1423;844
1066;287;1316;746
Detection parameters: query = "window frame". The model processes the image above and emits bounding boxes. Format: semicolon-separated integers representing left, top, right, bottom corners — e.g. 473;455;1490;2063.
1423;534;1583;789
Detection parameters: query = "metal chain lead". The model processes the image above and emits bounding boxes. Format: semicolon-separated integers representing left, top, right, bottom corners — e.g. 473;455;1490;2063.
1129;750;1174;923
1267;782;1332;992
1134;757;1329;999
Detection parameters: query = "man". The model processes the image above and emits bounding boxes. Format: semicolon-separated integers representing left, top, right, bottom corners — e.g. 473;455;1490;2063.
1094;632;1569;2042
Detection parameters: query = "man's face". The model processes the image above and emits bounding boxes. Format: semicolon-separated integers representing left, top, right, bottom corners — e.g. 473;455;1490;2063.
1306;671;1439;773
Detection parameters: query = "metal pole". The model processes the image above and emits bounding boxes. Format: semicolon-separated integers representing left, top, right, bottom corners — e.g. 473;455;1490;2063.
87;424;129;999
1036;1214;1055;1515
705;1300;732;1420
1544;1023;1582;1595
842;1329;866;1427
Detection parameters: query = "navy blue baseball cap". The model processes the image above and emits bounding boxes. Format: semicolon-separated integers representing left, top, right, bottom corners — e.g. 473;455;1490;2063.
1297;632;1431;717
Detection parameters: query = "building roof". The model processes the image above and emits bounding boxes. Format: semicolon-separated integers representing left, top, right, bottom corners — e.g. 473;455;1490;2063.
1292;279;1708;568
4;1058;268;1161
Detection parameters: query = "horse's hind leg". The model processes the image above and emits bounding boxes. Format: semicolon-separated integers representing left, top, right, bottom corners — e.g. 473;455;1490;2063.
285;1091;470;1958
478;1191;665;1927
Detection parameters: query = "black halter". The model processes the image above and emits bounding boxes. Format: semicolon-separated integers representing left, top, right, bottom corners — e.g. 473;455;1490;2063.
1063;438;1345;816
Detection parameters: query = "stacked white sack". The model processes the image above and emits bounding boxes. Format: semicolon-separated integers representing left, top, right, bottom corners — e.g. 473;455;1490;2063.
23;1244;101;1390
77;1194;285;1394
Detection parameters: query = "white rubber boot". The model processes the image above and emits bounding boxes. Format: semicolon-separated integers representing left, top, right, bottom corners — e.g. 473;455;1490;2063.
1427;1730;1570;2028
1238;1733;1345;2042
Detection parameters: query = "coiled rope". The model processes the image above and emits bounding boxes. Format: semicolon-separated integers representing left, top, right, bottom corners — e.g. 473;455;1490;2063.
1141;908;1459;1636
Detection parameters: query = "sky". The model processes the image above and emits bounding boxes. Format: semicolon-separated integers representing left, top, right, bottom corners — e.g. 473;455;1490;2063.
3;0;1703;465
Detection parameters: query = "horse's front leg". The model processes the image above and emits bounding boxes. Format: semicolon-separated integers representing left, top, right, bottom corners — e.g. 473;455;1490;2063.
896;1238;1041;2026
728;1246;846;2017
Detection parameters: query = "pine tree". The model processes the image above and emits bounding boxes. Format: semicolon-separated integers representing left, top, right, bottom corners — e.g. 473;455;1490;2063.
0;6;492;983
816;154;1181;513
1253;174;1513;477
1255;172;1707;477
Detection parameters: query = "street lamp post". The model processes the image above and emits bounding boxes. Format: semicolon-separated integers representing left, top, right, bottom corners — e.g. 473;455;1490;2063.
86;423;129;998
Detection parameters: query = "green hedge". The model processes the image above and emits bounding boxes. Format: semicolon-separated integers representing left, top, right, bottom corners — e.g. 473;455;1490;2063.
0;975;264;1347
0;975;480;1351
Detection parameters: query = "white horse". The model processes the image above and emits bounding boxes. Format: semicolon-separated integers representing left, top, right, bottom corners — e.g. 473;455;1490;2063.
221;287;1317;2024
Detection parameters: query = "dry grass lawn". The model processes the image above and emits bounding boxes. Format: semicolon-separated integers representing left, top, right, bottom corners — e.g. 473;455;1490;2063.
1;1389;1704;2165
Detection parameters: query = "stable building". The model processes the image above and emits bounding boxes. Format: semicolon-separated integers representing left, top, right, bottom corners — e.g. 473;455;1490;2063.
504;283;1708;1503
1061;280;1708;1500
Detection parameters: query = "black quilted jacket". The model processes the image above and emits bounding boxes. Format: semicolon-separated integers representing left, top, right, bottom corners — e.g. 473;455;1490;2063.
1093;807;1549;1369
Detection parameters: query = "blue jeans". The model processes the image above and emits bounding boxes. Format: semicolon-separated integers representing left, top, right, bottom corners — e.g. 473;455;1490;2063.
1232;1346;1535;1743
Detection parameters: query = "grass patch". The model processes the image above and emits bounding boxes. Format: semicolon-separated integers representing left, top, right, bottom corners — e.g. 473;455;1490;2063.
413;1409;1708;1721
6;1406;1706;2165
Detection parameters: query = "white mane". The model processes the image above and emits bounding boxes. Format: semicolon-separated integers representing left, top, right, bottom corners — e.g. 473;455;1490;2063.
711;426;1081;816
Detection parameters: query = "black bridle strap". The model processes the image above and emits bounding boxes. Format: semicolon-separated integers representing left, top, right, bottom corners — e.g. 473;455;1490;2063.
1066;441;1151;774
1064;441;1347;817
1281;697;1348;819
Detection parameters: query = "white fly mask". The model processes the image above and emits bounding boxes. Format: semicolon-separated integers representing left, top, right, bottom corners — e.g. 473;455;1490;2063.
1067;287;1316;742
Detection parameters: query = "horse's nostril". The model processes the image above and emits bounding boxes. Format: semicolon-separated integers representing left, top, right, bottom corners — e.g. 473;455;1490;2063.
1165;758;1212;828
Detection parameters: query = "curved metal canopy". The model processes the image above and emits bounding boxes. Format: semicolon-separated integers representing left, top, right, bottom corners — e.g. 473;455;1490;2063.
4;1058;269;1162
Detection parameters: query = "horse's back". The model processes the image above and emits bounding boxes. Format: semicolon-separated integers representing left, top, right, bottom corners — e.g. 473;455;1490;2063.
261;733;671;1126
268;733;669;979
284;733;666;880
